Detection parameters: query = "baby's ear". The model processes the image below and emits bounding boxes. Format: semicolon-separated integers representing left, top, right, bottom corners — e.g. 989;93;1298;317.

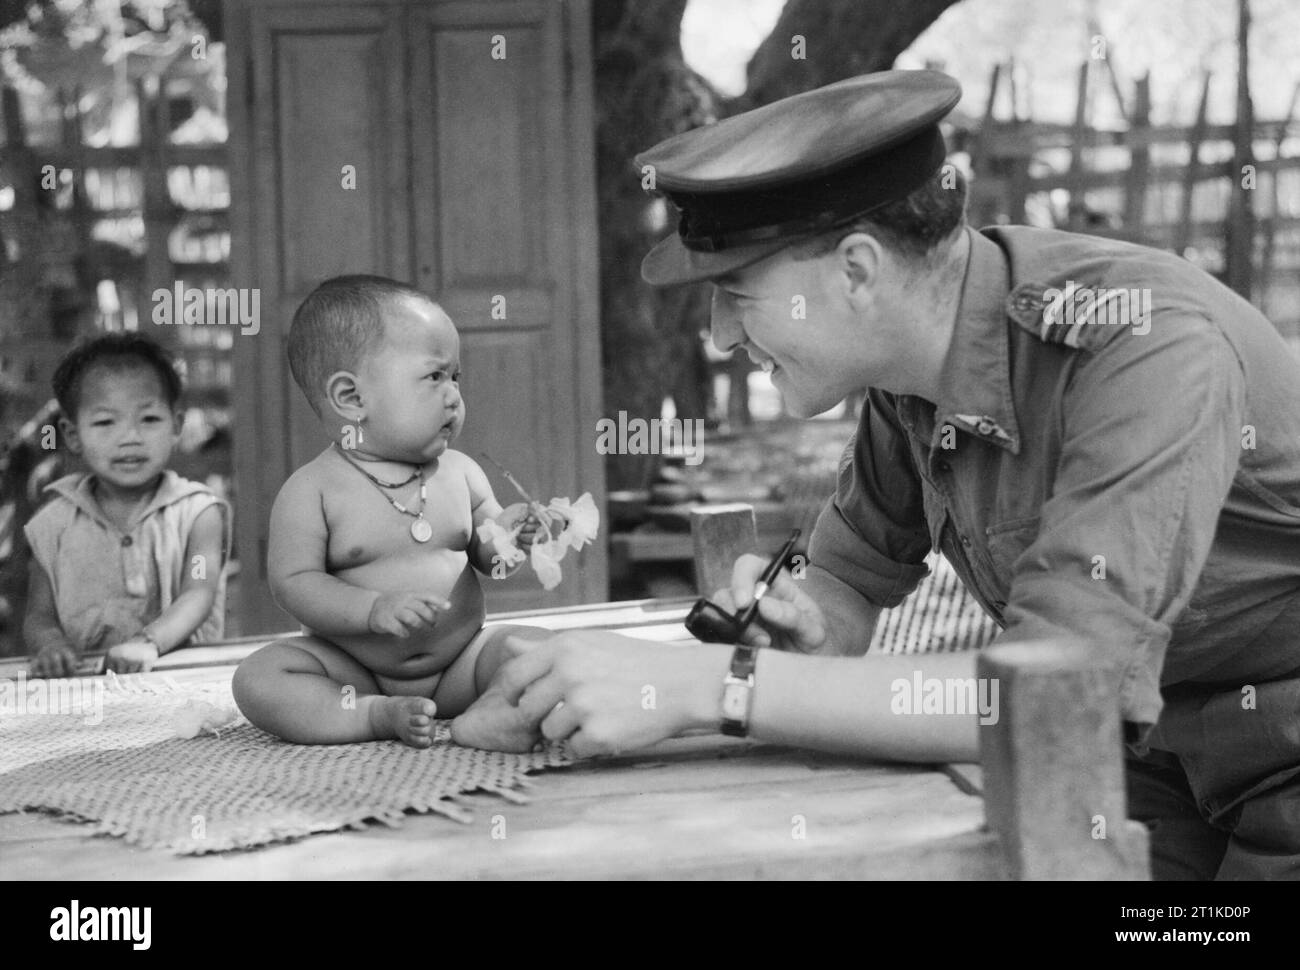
324;370;363;422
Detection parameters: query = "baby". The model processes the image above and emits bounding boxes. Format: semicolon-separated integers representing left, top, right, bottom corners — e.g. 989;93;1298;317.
232;275;552;750
24;333;229;676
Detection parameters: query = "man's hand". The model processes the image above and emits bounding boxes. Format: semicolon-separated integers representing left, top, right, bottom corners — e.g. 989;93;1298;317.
367;592;452;638
707;553;829;652
492;630;730;759
28;642;79;679
105;638;160;674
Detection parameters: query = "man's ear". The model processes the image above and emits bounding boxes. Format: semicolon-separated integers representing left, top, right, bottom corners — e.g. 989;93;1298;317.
835;231;884;303
171;408;185;436
58;416;82;455
325;370;364;423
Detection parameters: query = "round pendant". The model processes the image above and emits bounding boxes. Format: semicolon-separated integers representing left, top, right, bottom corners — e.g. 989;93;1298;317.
410;518;433;543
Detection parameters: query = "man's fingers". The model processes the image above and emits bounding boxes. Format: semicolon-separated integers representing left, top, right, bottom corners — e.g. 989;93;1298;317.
493;639;557;704
515;672;568;725
728;553;770;610
540;697;581;741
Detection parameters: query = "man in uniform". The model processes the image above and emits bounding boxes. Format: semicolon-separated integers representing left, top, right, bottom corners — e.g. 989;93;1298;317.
482;70;1300;880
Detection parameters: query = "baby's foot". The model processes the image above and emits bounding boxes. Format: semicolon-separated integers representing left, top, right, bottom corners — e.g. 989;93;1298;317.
451;691;542;753
369;696;438;747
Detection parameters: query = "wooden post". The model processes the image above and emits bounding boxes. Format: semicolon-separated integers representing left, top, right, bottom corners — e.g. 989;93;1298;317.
1123;74;1151;237
977;639;1150;880
689;504;757;597
1176;72;1212;256
1066;61;1090;230
1223;0;1255;300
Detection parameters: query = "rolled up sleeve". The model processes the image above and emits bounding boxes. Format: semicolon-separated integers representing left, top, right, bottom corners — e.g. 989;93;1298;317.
1001;316;1245;732
809;389;932;608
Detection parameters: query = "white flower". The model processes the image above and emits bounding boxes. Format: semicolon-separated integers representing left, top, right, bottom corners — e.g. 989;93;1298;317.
530;539;565;590
549;493;600;552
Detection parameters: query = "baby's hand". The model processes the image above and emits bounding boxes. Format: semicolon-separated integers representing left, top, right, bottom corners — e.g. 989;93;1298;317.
106;638;161;674
29;642;79;679
368;592;453;638
497;502;567;550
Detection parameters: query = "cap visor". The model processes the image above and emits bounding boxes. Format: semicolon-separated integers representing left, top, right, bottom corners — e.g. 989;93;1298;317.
641;233;795;287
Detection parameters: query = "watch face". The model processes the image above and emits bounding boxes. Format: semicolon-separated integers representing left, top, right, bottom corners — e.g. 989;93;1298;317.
722;683;748;720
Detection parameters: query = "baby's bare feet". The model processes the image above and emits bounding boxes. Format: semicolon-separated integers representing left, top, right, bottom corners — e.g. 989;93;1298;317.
451;691;541;753
369;696;438;747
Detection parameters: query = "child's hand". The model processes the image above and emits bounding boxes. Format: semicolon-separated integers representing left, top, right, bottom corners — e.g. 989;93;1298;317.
368;592;453;638
29;642;79;679
105;638;161;674
497;502;567;550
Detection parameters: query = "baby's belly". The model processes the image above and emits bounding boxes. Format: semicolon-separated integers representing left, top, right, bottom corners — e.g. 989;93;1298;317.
321;551;486;679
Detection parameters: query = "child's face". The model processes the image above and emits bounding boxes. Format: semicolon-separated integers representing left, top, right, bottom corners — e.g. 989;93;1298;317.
354;296;465;464
62;364;182;492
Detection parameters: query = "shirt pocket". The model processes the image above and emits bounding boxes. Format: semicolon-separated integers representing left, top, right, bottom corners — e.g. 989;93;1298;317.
985;514;1042;580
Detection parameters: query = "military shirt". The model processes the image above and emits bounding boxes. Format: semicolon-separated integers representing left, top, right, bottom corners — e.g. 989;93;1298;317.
810;225;1300;737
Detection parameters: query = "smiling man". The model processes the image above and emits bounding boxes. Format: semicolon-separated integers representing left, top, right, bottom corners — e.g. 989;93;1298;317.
482;70;1300;880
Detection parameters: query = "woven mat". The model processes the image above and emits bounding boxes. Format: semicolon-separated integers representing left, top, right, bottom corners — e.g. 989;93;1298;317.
0;671;570;854
869;552;1000;654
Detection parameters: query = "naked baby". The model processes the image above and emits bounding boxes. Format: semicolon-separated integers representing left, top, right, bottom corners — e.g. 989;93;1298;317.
232;275;553;750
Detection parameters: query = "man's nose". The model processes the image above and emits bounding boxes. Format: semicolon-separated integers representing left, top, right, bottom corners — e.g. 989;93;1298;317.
709;289;744;354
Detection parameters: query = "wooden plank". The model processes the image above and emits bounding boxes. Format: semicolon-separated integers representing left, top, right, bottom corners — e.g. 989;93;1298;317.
977;640;1148;880
0;737;990;880
690;504;758;596
1123;73;1152;230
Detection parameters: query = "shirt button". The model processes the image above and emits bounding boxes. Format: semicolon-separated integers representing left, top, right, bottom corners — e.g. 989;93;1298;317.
936;460;952;474
960;535;972;547
121;536;133;547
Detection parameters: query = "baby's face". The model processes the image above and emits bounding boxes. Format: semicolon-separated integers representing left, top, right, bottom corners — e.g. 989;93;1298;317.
64;364;181;493
355;296;465;464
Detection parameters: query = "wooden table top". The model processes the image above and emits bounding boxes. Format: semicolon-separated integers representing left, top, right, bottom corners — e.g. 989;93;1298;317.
0;710;995;880
0;594;999;880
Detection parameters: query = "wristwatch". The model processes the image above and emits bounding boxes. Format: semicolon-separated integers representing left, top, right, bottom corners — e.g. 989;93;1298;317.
720;644;758;737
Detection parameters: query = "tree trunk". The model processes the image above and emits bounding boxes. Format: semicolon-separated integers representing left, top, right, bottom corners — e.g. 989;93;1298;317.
742;0;965;108
594;0;719;490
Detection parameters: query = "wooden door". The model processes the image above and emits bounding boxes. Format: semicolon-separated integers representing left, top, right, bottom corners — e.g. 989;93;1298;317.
228;0;603;632
408;0;603;613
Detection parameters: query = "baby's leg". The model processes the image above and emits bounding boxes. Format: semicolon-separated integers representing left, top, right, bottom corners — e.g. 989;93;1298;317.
444;624;554;752
232;635;438;747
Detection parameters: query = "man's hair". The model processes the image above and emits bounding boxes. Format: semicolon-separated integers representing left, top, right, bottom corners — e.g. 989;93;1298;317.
287;274;432;416
52;332;183;420
800;163;968;265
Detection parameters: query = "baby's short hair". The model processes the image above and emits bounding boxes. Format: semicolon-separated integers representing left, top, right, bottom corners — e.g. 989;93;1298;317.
52;331;183;420
287;274;432;416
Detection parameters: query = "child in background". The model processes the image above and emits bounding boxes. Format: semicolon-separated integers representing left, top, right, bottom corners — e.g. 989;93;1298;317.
232;275;553;751
24;333;229;677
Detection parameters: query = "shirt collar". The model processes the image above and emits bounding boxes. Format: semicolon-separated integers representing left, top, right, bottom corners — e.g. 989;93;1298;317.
929;226;1021;455
46;469;205;532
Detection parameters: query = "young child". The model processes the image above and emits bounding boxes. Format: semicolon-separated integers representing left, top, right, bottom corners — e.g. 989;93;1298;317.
232;275;553;751
24;333;229;677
